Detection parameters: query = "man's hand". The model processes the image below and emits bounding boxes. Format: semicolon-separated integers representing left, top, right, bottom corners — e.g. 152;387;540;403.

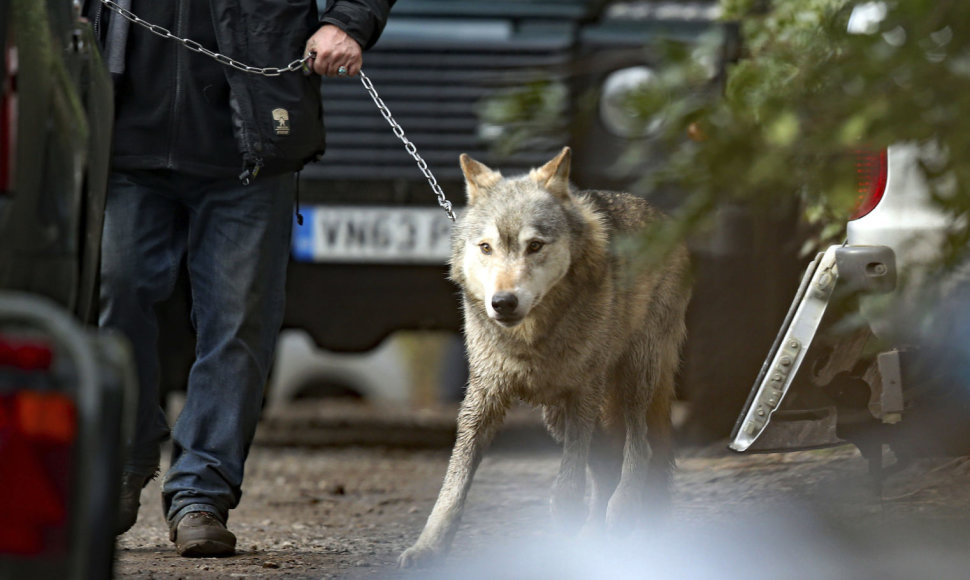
304;24;363;77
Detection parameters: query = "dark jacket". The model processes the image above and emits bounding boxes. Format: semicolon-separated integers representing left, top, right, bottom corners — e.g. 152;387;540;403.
86;0;394;180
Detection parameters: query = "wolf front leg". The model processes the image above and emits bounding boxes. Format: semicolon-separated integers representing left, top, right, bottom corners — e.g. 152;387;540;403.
605;407;652;534
398;385;509;568
550;390;598;533
606;356;677;534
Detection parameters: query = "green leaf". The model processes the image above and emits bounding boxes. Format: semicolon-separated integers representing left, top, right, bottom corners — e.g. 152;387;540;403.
765;111;800;146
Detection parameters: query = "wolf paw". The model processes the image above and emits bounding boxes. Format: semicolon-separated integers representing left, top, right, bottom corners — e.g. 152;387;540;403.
550;487;587;533
605;486;639;535
397;543;441;568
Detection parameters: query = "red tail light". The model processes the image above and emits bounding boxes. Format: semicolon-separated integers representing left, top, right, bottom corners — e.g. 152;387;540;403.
1;41;17;194
0;337;53;371
851;149;888;220
0;336;76;557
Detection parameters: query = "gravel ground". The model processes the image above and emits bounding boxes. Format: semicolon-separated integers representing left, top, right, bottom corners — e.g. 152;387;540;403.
114;401;970;579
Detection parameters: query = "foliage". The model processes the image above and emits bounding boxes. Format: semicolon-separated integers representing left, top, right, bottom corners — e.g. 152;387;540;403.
636;0;970;260
479;80;570;158
477;1;970;265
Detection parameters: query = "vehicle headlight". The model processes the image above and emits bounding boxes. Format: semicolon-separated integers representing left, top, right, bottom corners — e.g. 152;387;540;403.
598;66;664;139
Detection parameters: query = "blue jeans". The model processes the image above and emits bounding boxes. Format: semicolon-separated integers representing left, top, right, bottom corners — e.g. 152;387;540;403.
99;169;294;528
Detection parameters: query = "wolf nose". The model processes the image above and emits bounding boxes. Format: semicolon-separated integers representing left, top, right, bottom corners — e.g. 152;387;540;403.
491;292;519;316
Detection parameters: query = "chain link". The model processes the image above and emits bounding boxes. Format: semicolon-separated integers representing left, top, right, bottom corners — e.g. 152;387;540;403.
99;0;456;221
359;72;456;221
100;0;311;76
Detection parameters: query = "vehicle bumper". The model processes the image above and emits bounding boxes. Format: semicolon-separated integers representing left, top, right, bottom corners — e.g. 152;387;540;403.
728;245;897;452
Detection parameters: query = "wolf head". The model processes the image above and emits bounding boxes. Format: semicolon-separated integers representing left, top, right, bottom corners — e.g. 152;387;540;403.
451;147;577;328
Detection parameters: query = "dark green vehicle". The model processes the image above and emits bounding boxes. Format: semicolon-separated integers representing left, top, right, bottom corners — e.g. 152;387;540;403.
0;1;133;578
0;0;112;321
286;0;803;439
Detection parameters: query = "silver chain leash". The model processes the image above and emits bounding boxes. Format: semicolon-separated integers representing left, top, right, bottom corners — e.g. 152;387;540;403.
98;0;457;221
358;72;456;221
100;0;310;76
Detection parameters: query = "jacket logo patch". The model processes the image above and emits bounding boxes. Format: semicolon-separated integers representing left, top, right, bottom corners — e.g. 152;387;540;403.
272;108;291;136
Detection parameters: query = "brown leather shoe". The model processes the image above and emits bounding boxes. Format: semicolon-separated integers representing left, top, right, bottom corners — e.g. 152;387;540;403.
172;511;237;557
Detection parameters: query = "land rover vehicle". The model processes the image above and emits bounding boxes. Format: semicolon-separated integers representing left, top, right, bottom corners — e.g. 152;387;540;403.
285;0;803;438
0;1;133;577
729;143;968;475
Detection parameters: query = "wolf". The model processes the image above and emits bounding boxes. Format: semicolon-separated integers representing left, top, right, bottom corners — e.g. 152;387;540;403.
398;147;691;567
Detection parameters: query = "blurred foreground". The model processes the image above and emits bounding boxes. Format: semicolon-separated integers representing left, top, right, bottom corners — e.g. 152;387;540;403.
114;400;970;579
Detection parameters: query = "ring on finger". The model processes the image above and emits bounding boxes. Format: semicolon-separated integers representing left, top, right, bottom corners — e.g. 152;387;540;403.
337;65;349;76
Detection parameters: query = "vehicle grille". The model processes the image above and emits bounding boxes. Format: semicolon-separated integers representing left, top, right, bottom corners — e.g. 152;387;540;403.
302;33;575;184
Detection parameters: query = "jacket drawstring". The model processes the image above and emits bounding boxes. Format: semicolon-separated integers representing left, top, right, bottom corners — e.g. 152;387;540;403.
294;171;304;226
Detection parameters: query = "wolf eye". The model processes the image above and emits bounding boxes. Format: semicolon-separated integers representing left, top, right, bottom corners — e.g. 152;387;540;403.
479;242;492;255
526;240;544;254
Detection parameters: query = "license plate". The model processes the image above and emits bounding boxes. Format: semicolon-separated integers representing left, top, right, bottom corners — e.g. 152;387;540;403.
291;205;454;264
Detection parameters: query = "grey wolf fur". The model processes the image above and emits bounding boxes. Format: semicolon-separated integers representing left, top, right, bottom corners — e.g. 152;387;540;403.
398;147;691;567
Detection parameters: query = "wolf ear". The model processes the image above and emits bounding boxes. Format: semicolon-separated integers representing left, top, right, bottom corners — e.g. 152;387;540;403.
460;154;503;204
531;146;572;200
